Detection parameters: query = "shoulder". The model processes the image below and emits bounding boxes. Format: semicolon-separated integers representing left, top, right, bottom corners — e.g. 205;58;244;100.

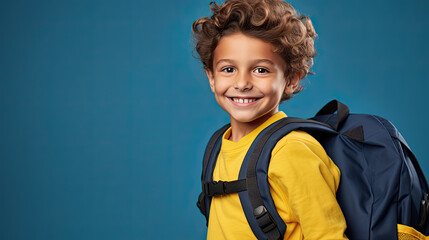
272;130;325;157
269;130;341;186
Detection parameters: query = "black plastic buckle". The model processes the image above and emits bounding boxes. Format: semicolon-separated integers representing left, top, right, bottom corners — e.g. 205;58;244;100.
203;181;226;197
254;205;277;233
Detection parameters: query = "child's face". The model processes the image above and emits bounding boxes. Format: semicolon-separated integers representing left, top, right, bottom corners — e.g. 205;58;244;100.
206;32;299;125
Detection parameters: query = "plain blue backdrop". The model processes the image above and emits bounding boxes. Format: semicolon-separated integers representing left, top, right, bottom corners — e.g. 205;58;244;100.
1;0;428;239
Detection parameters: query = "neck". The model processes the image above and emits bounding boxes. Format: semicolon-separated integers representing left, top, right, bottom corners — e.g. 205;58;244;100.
228;109;279;142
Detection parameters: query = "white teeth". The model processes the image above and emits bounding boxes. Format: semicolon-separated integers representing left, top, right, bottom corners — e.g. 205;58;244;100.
232;98;257;103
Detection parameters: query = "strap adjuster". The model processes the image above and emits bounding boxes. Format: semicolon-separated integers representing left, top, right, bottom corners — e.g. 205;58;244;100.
254;205;277;233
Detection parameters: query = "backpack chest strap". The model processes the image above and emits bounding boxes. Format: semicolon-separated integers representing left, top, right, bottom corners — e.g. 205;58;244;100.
203;179;247;197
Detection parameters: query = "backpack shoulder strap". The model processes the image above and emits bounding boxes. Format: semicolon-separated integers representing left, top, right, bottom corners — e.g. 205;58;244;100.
237;117;336;240
197;124;230;224
202;124;230;182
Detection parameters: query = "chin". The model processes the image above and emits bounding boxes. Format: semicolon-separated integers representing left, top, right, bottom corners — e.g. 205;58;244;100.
230;113;260;123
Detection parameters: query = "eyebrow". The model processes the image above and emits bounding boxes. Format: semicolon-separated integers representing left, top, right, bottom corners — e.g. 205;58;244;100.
214;59;235;68
215;59;275;68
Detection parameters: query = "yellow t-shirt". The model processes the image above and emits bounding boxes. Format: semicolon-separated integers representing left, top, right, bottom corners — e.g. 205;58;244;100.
207;111;348;240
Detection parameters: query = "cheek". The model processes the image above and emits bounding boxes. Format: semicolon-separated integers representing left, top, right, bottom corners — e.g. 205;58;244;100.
274;78;287;95
263;79;285;97
213;79;229;94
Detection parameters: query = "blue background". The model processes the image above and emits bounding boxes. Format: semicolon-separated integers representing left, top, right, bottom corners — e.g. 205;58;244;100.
1;0;428;239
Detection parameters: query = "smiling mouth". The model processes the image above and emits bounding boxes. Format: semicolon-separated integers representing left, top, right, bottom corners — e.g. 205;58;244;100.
230;97;261;103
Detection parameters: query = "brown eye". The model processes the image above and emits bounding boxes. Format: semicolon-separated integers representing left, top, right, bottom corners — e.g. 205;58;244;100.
221;67;235;73
254;67;269;74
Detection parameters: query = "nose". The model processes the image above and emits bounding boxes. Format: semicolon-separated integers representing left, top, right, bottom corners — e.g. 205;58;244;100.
233;72;252;91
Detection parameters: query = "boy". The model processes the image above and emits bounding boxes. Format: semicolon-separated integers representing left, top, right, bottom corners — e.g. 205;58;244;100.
192;0;348;239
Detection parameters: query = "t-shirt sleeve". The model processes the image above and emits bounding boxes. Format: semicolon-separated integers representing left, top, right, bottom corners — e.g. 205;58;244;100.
268;131;348;239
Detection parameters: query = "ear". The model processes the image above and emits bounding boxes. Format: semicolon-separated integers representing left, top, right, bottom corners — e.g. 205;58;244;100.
205;68;215;93
284;72;304;95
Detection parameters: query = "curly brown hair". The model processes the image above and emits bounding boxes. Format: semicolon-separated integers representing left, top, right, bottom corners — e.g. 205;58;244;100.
192;0;317;101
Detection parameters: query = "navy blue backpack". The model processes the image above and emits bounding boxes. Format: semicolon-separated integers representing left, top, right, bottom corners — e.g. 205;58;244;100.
197;100;429;240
